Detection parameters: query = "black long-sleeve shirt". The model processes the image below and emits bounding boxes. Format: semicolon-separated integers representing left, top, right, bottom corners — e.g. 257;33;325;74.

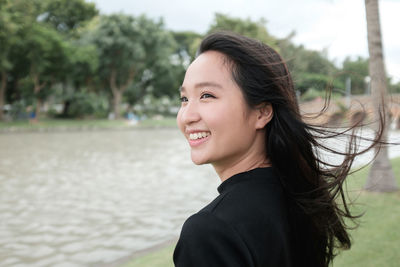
174;168;292;267
173;167;316;267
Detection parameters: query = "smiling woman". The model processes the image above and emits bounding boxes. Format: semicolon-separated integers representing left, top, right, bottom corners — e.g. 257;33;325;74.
173;32;383;267
177;52;272;180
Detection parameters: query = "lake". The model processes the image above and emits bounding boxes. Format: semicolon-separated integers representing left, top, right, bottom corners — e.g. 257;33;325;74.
0;128;399;266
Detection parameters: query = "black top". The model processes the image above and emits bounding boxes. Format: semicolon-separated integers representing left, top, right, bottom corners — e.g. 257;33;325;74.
173;167;317;267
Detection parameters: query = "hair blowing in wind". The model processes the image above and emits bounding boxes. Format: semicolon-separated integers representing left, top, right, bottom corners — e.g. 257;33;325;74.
198;31;386;267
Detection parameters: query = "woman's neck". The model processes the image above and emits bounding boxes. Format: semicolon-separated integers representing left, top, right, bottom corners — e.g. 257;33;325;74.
213;152;270;182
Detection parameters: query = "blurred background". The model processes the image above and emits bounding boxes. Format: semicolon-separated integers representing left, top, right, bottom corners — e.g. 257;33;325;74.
0;0;399;266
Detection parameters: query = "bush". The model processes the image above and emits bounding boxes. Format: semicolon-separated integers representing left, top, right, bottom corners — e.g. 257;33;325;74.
294;72;345;95
133;95;179;117
60;91;109;118
300;88;342;102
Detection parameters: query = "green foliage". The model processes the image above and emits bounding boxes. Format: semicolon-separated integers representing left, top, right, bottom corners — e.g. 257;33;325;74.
340;56;369;95
295;72;344;95
88;14;178;109
133;95;178;117
25;23;70;80
3;1;398;121
40;0;98;34
0;0;16;71
172;31;203;62
278;33;338;76
300;87;342;102
66;40;99;88
300;88;325;102
90;14;146;75
3;0;70;85
208;13;278;50
63;90;108;118
17;76;44;101
389;81;400;93
133;17;180;100
5;99;31;120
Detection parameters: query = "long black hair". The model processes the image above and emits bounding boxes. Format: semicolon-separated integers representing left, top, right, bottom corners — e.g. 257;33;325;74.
198;31;384;266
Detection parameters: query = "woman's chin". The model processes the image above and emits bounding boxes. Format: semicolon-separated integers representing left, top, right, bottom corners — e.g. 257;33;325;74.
190;154;209;165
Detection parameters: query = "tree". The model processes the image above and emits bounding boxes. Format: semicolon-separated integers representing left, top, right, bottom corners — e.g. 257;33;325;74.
0;0;16;120
341;56;369;95
35;0;99;117
40;0;98;34
208;13;278;50
24;23;69;119
1;0;46;119
277;32;337;75
1;0;100;119
277;33;340;97
89;14;176;118
389;81;400;94
364;0;398;192
172;31;203;65
295;73;344;95
0;0;71;120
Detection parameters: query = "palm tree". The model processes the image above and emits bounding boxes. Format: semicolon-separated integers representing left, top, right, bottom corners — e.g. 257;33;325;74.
364;0;398;192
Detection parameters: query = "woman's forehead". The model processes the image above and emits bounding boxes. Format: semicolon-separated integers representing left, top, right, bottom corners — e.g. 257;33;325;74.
183;51;233;88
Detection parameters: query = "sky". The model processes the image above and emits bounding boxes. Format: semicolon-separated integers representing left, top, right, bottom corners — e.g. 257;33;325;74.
87;0;400;82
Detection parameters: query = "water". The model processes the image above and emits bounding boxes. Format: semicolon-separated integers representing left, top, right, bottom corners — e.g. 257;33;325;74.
0;128;399;266
0;129;218;266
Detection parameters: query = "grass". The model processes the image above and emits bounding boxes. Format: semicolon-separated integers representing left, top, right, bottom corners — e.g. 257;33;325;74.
137;117;177;128
333;157;400;267
120;157;400;267
120;245;176;267
0;117;177;131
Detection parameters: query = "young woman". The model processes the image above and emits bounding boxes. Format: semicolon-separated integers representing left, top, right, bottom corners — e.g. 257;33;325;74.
173;31;380;267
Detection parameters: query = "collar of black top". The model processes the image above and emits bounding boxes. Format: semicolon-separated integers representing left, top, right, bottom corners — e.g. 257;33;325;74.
217;167;275;194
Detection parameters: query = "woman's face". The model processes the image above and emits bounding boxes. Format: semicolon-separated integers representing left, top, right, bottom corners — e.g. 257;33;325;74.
177;51;266;171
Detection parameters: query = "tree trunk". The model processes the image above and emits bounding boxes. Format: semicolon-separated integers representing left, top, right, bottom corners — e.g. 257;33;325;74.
32;72;46;121
0;71;6;121
364;0;398;192
35;97;42;120
112;90;122;119
109;67;135;119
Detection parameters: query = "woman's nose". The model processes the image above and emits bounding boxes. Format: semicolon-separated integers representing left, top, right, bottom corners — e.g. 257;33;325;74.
179;101;201;125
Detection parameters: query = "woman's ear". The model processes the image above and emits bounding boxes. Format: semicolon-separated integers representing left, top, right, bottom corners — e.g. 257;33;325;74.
255;103;273;129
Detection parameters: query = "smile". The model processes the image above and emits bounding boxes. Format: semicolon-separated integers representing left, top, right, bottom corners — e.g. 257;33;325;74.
189;132;210;140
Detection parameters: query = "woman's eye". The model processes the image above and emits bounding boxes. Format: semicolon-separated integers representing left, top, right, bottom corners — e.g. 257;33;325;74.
200;93;214;99
180;96;188;102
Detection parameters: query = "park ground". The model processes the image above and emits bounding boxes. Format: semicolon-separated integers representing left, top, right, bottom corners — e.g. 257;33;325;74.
120;157;400;267
0;117;177;133
2;118;399;266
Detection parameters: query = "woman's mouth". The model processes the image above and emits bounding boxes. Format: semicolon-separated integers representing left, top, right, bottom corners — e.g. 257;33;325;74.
189;132;210;140
188;131;211;147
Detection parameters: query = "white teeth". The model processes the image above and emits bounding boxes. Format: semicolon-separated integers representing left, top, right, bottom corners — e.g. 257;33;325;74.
189;132;210;140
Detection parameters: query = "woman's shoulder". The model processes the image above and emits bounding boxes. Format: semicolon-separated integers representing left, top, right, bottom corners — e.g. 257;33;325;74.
174;211;255;266
176;198;292;267
201;174;289;227
180;210;238;237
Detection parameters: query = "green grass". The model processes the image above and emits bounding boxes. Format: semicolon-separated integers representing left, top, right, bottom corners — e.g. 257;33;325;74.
0;117;177;131
333;157;400;267
136;117;177;128
0;119;126;129
120;157;400;267
120;244;175;267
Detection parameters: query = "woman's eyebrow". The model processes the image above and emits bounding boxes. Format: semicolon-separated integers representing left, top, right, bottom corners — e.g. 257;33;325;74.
179;82;223;92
